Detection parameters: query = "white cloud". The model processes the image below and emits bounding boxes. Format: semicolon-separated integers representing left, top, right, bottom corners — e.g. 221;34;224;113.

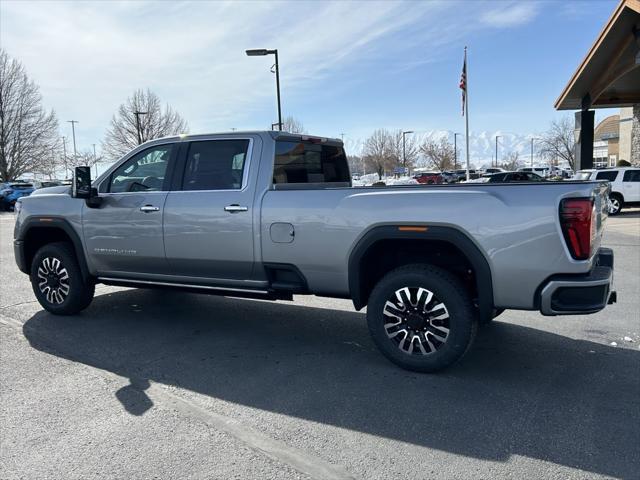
1;0;541;148
480;3;539;28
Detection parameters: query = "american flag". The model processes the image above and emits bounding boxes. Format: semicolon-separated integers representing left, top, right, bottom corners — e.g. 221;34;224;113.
460;50;467;116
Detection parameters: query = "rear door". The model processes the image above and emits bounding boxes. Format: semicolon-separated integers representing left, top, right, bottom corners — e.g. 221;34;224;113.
83;143;175;275
163;137;257;280
622;169;640;201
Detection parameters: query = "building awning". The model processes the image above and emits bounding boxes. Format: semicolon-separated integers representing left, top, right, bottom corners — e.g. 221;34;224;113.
555;0;640;110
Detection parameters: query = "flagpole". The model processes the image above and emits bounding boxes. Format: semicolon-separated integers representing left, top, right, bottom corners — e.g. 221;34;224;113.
464;46;470;181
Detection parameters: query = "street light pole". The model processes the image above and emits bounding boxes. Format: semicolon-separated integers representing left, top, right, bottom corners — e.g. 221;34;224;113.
530;137;535;167
274;50;282;131
454;133;461;170
246;49;282;131
93;144;98;176
61;136;68;178
67;120;78;158
494;135;501;168
402;130;414;175
133;111;147;145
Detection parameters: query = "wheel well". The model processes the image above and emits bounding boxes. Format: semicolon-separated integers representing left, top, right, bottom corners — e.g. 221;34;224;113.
23;227;77;273
355;239;477;309
610;191;624;202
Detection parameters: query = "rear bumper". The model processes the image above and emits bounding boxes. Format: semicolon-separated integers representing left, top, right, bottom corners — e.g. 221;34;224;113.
539;248;616;316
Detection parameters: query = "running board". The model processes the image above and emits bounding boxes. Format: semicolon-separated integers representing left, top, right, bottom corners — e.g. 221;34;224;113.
97;277;293;301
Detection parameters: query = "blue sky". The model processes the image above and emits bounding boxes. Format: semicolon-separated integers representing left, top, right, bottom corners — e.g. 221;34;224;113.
1;0;619;156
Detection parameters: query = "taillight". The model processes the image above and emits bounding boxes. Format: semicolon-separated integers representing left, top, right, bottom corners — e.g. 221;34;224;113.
560;198;595;260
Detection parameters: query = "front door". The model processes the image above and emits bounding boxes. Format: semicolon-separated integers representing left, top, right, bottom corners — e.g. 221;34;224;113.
163;138;256;280
82;143;175;276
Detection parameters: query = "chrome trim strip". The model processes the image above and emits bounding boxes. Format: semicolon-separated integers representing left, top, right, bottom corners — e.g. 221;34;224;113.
97;277;269;294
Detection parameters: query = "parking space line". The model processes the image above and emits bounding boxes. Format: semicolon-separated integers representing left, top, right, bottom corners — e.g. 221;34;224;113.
0;309;356;480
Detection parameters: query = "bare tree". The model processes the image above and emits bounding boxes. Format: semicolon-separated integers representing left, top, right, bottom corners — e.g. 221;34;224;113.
67;149;104;169
282;116;305;134
500;151;521;171
419;137;455;172
32;143;63;180
0;49;60;181
363;129;393;179
102;88;188;160
539;117;575;169
387;130;418;173
347;155;364;175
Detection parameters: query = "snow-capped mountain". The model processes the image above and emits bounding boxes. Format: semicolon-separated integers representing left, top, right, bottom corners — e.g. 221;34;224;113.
414;130;539;169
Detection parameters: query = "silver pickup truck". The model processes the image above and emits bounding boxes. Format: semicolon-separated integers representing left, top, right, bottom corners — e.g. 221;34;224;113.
13;131;616;372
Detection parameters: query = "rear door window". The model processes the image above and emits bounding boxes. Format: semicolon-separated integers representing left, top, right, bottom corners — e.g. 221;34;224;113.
182;139;250;191
622;170;640;182
274;141;350;185
596;171;619;181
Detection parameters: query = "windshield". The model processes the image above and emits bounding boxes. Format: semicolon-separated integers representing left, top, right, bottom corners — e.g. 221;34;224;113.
574;171;593;181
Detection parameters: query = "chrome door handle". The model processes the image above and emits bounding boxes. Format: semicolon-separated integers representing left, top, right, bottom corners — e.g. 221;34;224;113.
140;205;160;213
224;205;248;213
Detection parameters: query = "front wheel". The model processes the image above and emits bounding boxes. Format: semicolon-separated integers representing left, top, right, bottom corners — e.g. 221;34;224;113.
30;242;95;315
367;264;478;372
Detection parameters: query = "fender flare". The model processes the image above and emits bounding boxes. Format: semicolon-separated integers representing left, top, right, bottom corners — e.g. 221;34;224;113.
348;225;494;321
17;216;91;282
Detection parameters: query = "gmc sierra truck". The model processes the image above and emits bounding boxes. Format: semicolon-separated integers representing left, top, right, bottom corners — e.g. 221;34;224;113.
13;131;616;372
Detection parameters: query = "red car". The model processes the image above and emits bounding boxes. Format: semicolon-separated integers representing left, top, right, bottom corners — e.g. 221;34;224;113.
413;172;443;184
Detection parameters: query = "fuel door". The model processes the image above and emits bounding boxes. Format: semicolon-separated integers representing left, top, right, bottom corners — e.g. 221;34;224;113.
270;222;295;243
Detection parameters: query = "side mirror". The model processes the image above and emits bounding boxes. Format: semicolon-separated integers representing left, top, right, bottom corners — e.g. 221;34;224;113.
72;166;102;208
72;166;92;199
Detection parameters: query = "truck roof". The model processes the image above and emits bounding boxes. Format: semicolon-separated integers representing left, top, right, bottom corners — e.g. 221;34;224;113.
151;130;343;144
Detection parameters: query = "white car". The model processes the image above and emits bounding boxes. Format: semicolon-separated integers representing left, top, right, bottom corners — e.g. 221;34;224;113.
577;167;640;215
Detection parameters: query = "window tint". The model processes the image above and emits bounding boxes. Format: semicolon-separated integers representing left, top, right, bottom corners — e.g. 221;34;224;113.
109;144;173;193
526;173;543;181
509;172;528;181
623;170;640;182
182;140;249;190
273;141;350;184
596;171;619;181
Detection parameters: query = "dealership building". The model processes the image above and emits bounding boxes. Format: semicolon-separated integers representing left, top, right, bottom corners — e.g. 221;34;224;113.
556;0;639;169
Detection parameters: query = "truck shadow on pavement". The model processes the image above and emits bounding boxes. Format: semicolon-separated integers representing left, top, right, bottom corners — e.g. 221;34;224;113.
22;288;639;479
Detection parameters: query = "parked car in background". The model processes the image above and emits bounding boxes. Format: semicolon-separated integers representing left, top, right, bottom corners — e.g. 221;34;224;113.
518;166;550;178
413;171;443;184
577;167;640;215
487;171;545;183
454;169;480;180
484;167;506;174
574;169;594;181
440;171;459;183
32;180;63;189
1;182;35;211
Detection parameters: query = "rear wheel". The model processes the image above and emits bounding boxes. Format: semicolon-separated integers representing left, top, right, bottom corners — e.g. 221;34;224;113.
30;242;95;315
609;194;623;215
367;264;478;372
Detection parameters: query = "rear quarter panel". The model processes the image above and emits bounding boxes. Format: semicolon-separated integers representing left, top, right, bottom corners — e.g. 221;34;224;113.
259;181;609;309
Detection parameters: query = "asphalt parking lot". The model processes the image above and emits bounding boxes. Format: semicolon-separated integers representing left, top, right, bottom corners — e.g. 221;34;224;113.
1;210;639;480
